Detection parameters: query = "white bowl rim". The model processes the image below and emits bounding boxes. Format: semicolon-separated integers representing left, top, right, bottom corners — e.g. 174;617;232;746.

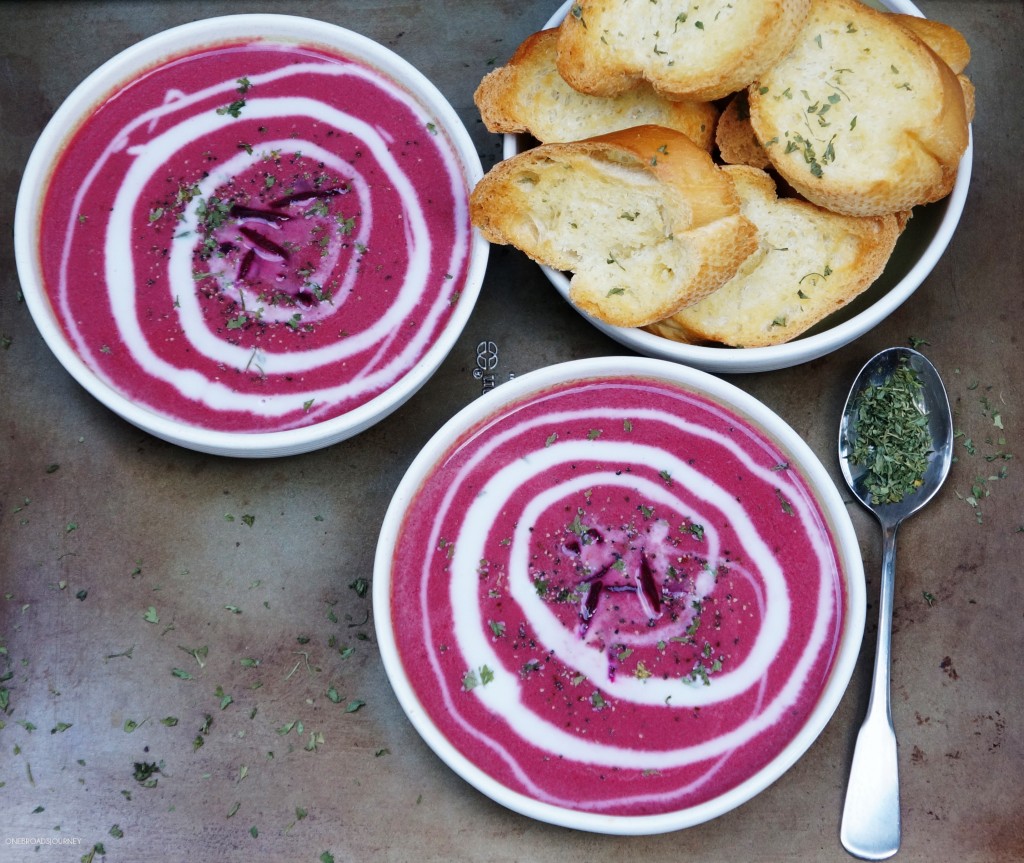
502;0;972;375
373;355;866;834
14;13;489;457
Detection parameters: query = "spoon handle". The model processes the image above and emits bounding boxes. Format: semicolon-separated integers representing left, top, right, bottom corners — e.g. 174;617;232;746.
841;521;901;860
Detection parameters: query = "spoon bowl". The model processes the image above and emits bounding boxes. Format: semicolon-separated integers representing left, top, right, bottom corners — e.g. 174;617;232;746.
839;347;955;524
838;346;954;860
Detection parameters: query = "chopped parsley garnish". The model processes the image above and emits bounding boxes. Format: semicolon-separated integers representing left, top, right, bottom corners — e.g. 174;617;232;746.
132;761;161;785
462;665;495;690
681;522;705;541
216;99;247;118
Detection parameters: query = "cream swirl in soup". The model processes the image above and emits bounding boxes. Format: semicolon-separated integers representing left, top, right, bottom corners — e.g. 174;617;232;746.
38;40;472;432
390;376;846;816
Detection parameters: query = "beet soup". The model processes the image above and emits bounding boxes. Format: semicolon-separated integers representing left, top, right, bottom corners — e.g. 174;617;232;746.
35;37;474;433
388;374;850;818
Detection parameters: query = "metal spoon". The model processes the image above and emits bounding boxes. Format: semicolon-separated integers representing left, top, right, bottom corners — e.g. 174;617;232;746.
838;346;954;860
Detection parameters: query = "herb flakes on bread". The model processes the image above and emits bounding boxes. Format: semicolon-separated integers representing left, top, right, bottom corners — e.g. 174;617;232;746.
474;29;718;150
748;0;969;217
718;9;976;172
889;13;976;122
555;0;812;103
646;165;903;347
469;125;758;328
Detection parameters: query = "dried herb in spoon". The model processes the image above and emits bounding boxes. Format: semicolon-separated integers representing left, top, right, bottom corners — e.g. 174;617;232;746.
850;359;932;504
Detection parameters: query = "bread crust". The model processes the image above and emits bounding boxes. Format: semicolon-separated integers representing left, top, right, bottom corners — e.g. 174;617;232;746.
474;29;718;150
716;91;771;170
889;13;975;122
748;0;969;217
555;0;811;102
889;13;971;74
469;125;757;328
646;165;902;347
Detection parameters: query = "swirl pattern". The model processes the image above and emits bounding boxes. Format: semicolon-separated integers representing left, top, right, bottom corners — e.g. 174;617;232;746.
39;41;472;432
390;376;846;816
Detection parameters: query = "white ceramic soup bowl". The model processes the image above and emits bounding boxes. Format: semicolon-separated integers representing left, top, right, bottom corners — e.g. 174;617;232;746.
502;0;972;374
375;355;865;833
15;14;489;457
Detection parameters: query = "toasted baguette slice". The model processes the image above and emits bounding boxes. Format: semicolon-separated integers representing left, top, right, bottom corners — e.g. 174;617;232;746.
724;9;976;170
470;126;758;328
555;0;811;102
475;29;718;150
748;0;969;217
716;91;772;170
645;165;902;347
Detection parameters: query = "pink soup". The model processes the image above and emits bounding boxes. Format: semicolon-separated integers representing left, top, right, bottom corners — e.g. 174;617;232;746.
391;375;847;817
38;40;473;432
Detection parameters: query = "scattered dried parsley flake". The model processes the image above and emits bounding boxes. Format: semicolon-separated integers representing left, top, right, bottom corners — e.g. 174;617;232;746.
82;843;106;862
132;760;161;785
952;373;1014;524
180;645;208;667
215;685;233;710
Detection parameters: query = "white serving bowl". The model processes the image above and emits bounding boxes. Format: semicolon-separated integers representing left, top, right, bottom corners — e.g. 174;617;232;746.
15;14;488;457
374;355;865;833
503;0;972;374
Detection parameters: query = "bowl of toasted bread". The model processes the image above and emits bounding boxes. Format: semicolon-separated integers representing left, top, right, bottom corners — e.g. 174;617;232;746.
470;0;973;373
